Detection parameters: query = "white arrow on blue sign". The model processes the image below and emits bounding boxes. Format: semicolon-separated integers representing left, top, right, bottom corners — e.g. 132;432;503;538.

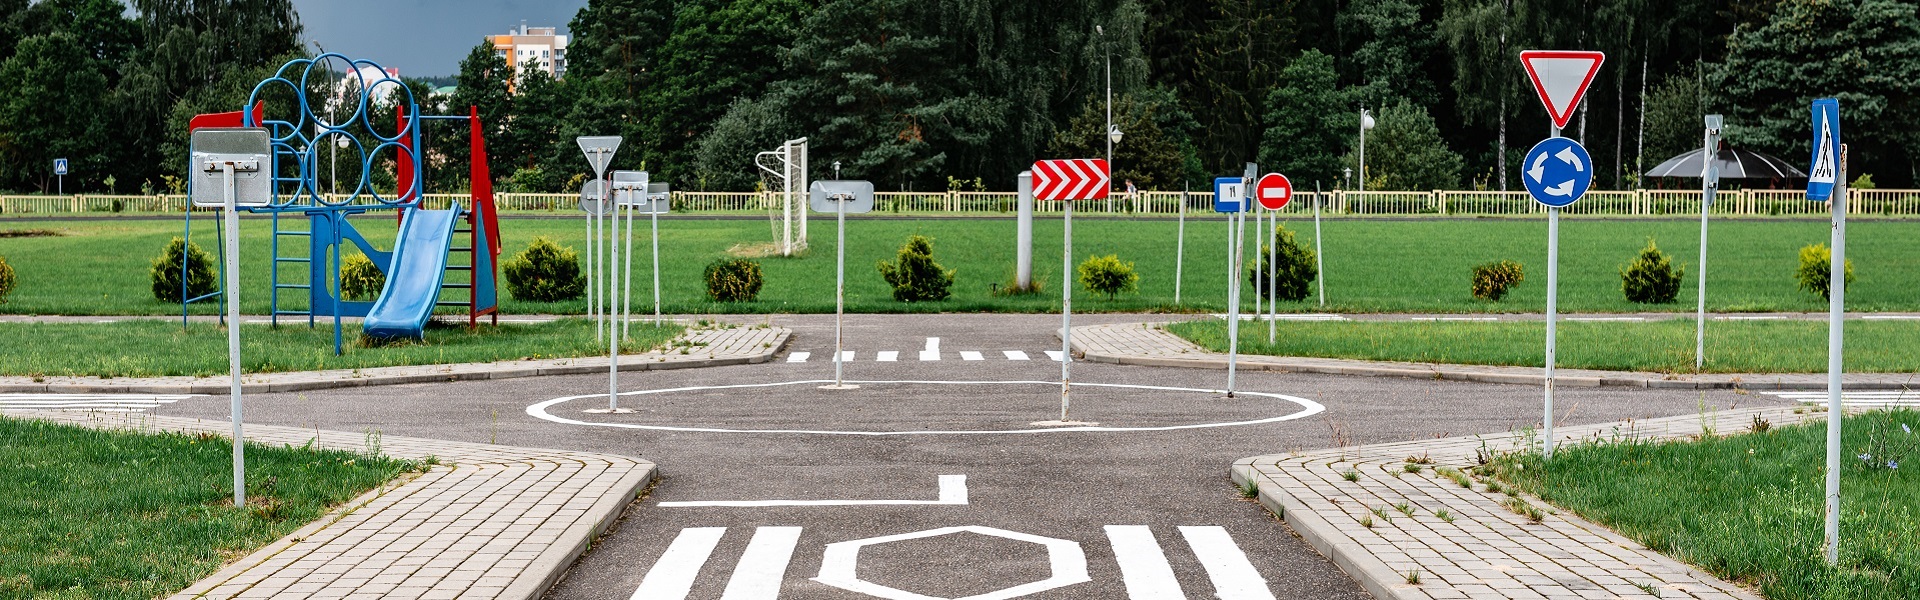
1522;137;1593;208
53;158;67;176
1212;177;1248;213
1807;98;1840;202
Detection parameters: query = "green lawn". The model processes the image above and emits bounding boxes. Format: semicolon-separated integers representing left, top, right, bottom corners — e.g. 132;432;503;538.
2;216;1917;316
0;318;682;378
1482;410;1920;600
1166;318;1920;373
0;416;421;600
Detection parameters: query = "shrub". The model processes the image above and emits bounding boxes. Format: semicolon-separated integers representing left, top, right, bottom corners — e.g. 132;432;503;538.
340;253;386;300
876;235;955;302
0;255;13;304
1077;254;1139;300
1620;238;1684;304
1250;225;1318;301
1471;260;1525;301
704;258;764;302
503;237;585;302
150;237;218;303
1796;243;1855;301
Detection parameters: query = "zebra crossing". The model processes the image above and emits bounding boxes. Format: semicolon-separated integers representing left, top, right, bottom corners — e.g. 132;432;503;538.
0;393;200;413
631;524;1278;599
1761;390;1920;407
786;338;1065;364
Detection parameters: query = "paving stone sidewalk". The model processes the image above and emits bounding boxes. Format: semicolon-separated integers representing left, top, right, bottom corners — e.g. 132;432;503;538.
1233;406;1828;600
0;323;790;394
11;410;653;600
1069;322;1920;390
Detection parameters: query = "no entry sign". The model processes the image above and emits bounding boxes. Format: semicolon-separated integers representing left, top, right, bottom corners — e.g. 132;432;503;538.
1255;173;1292;210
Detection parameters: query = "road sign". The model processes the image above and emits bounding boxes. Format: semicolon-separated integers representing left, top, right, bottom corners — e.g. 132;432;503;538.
810;180;875;214
1520;51;1605;130
1030;159;1110;200
612;170;661;211
1212;177;1247;213
1808;98;1841;202
189;128;272;207
53;158;67;176
1255;173;1293;210
575;136;622;175
578;179;609;216
1521;137;1593;208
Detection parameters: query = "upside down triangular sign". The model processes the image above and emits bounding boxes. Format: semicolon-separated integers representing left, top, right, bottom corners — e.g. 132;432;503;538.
1521;51;1605;130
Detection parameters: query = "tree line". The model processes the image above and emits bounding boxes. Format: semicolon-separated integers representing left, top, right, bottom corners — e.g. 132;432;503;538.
1;0;1915;195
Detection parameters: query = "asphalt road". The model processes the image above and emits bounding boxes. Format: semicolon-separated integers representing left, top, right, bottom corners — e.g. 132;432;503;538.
146;314;1792;599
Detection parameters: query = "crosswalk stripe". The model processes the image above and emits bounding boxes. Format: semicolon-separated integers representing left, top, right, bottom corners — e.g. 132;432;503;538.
839;351;855;362
719;527;802;600
786;352;810;363
1045;350;1065;362
1105;526;1185;598
1004;350;1030;361
1180;526;1275;600
876;351;899;362
960;351;984;361
631;527;728;600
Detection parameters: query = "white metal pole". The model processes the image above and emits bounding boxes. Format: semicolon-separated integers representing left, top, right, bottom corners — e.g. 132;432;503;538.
607;178;621;411
1314;182;1325;307
834;199;848;388
1060;200;1074;421
1824;145;1848;566
221;164;245;507
1175;184;1186;304
1359;109;1368;214
1545;206;1560;457
591;191;602;342
1696;115;1721;371
1256;210;1265;323
585;203;594;334
651;203;662;327
782;147;792;257
624;198;634;339
1226;209;1245;397
1269;210;1276;343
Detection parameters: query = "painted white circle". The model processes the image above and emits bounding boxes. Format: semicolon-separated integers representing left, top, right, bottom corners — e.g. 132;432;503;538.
525;379;1325;436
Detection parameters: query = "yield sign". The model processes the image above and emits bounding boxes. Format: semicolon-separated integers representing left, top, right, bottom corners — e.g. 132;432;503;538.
1030;159;1110;200
1255;173;1292;210
575;136;622;176
1520;51;1605;130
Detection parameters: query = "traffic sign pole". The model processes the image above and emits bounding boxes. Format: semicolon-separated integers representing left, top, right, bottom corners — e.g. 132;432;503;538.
606;166;621;412
1030;158;1108;422
219;164;245;507
1824;144;1847;566
1697;116;1723;371
1268;210;1276;343
1226;208;1244;397
1061;198;1073;420
1544;124;1561;458
1175;183;1186;305
1314;182;1325;307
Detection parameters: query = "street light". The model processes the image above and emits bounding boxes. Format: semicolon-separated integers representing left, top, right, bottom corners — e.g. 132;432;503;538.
1098;25;1113;193
833;161;841;180
1358;108;1376;212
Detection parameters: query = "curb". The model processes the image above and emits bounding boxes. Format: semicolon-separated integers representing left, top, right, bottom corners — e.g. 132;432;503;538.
1231;463;1416;600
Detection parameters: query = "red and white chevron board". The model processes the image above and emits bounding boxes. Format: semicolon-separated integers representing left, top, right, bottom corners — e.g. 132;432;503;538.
1030;159;1111;200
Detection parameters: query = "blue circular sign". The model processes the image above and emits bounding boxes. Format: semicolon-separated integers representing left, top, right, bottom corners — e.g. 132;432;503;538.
1521;137;1593;208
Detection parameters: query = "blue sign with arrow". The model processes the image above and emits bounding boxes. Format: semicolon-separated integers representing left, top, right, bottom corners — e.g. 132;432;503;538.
1522;137;1592;208
1807;98;1840;202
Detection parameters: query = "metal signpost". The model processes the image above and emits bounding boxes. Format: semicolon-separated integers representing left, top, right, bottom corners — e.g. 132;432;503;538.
1256;173;1293;343
1314;181;1326;307
1695;115;1723;371
190;128;271;507
1031;158;1110;422
53;158;68;194
810;180;876;390
576;136;622;410
1214;165;1255;397
1807;98;1844;565
1520;50;1604;458
1175;183;1187;304
647;183;670;327
1214;176;1247;317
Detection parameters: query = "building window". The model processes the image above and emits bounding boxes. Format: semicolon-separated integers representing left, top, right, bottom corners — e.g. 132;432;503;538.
542;50;550;57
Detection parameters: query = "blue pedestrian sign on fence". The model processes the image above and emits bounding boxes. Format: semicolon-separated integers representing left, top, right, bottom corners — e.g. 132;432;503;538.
53;158;67;176
1521;137;1592;208
1807;98;1841;202
1212;177;1248;213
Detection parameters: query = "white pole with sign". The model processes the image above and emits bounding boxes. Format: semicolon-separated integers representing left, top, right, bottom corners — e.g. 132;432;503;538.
1224;163;1256;397
1175;183;1186;305
191;128;269;508
1806;98;1844;565
576;137;622;409
1696;115;1722;371
1031;159;1109;422
811;179;874;390
1314;181;1326;307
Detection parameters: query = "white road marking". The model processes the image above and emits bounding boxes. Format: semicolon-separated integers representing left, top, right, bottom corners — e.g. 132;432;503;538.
960;351;985;361
876;351;899;362
630;527;727;600
815;526;1090;600
786;352;810;363
530;380;1324;436
919;337;941;361
660;475;967;507
1180;526;1276;600
1045;350;1065;362
1761;391;1920;406
1566;317;1645;322
1004;350;1030;361
718;527;803;600
1214;313;1347;321
1715;315;1785;321
840;351;855;362
1862;315;1920;320
0;393;200;413
1411;317;1498;322
1105;526;1185;598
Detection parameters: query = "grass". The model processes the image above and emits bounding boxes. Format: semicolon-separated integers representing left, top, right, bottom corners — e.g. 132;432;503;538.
4;216;1920;316
0;318;682;377
1483;409;1920;600
1166;318;1920;374
0;416;418;599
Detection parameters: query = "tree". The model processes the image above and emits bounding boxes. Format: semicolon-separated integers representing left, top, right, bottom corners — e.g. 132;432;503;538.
506;60;573;192
0;33;110;192
1259;50;1355;189
1049;91;1192;191
446;41;515;190
692;96;796;191
1439;0;1521;191
1641;73;1705;170
565;0;676;170
1716;0;1920;186
125;0;301;192
1339;0;1441;109
646;0;811;187
1342;102;1462;191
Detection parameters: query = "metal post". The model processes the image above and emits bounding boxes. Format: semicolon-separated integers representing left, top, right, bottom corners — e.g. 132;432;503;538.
1696;115;1721;371
834;198;849;388
1314;182;1325;307
624;194;634;339
651;202;661;327
1358;109;1368;214
1226;208;1245;397
1824;145;1848;566
220;164;246;508
1017;172;1033;289
607;175;621;411
1060;200;1074;421
1268;210;1276;343
1174;184;1186;304
585;203;594;335
1543;123;1564;458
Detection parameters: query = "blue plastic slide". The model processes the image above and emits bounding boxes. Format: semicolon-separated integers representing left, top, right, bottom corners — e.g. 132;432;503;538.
362;209;460;339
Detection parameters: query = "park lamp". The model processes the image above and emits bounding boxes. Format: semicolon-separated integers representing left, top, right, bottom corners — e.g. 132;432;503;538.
1360;109;1376;131
336;136;350;149
833;160;841;180
1108;125;1123;146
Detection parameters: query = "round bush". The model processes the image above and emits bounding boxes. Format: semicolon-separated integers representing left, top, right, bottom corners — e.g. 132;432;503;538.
705;258;764;302
150;237;218;303
1620;238;1684;304
1796;243;1855;301
504;237;586;302
1078;254;1140;300
877;235;955;302
1250;225;1318;301
0;255;15;304
340;253;387;300
1471;260;1525;301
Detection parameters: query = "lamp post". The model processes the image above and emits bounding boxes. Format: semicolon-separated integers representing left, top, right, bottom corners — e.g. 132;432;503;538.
1358;108;1376;213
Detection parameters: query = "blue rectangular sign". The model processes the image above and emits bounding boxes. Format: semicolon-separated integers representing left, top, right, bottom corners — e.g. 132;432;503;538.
53;158;67;176
1212;177;1247;213
1807;98;1840;202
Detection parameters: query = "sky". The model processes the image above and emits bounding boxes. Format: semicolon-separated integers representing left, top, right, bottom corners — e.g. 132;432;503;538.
292;0;589;77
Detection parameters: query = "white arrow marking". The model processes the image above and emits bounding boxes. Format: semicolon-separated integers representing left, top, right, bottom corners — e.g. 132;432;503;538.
1106;526;1186;598
1547;181;1575;196
660;475;968;507
1555;147;1584;171
630;527;726;600
1529;152;1549;183
1180;526;1276;600
718;527;803;600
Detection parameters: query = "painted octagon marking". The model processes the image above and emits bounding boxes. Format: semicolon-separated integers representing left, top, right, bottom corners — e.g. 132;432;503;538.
813;526;1090;600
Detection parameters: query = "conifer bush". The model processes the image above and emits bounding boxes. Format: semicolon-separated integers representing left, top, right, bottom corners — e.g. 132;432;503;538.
704;258;764;302
0;255;14;304
1250;225;1318;301
1796;243;1855;301
340;254;386;300
1620;238;1684;304
1470;260;1525;301
149;237;217;303
503;237;585;302
877;235;955;302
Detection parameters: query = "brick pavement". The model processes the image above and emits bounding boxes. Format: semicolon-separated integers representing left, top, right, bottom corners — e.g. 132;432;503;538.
14;410;654;600
1232;406;1832;600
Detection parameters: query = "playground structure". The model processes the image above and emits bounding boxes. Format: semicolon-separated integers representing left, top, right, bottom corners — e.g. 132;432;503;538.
182;54;501;354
